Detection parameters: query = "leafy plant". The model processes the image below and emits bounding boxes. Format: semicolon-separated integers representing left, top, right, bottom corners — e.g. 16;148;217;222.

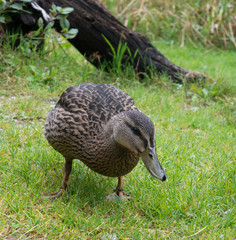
0;0;32;24
102;35;138;76
0;0;78;51
49;3;78;39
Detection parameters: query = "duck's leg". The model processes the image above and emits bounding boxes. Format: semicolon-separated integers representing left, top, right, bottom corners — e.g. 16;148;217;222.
46;158;73;198
106;176;131;200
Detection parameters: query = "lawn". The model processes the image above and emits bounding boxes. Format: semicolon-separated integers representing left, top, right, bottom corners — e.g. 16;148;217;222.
0;39;235;239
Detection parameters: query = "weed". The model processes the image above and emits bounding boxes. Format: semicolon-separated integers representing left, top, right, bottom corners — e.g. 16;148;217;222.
0;0;78;53
102;36;138;79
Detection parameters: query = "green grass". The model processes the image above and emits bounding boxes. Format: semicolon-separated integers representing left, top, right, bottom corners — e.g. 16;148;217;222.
0;41;235;239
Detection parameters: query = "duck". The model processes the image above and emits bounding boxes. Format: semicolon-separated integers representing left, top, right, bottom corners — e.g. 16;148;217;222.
45;83;166;199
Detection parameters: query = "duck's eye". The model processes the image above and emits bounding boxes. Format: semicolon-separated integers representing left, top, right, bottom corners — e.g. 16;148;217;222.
149;153;153;158
132;127;141;135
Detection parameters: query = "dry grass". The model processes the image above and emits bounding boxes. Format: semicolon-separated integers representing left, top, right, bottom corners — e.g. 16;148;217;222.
101;0;236;49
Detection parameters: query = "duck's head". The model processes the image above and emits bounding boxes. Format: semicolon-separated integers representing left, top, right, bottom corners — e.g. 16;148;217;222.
107;111;167;181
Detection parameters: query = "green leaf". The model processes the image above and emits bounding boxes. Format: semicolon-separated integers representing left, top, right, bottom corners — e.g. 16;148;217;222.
67;28;78;35
60;7;74;15
63;28;78;39
0;15;5;23
60;28;68;33
56;6;62;11
190;84;201;95
60;18;70;30
50;3;57;13
55;14;66;20
37;17;44;29
10;3;23;10
45;21;54;31
211;90;218;97
19;0;33;2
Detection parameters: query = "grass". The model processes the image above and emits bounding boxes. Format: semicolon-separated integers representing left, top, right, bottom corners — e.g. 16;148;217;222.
101;0;236;50
0;39;235;239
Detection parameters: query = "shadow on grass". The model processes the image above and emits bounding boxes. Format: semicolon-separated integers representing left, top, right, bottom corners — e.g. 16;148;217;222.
61;166;117;205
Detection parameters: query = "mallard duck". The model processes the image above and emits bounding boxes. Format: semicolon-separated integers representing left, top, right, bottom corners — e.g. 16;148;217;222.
45;83;166;199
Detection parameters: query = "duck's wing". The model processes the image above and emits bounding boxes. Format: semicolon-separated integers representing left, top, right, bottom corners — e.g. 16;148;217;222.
56;83;139;125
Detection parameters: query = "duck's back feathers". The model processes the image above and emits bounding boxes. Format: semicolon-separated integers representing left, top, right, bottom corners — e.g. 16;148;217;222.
57;83;138;126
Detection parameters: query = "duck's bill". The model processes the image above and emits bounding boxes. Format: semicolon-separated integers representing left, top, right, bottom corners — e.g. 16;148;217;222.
141;146;167;181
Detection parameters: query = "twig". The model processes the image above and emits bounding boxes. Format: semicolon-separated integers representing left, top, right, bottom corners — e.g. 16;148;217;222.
118;0;135;17
88;223;104;235
185;226;208;238
18;225;38;239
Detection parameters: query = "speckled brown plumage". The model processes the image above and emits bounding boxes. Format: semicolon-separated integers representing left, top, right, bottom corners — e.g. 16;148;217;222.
45;83;166;199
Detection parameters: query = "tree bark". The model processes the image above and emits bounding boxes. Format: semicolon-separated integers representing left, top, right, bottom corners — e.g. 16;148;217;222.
4;0;206;83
